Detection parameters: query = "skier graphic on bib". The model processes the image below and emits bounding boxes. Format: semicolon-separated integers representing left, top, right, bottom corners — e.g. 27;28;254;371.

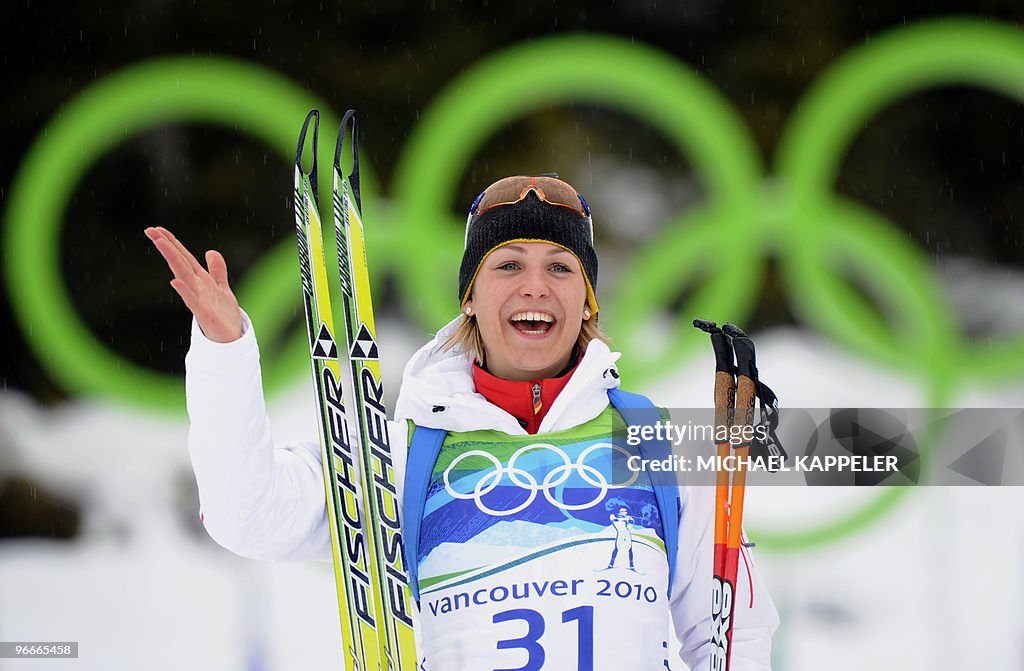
605;505;638;571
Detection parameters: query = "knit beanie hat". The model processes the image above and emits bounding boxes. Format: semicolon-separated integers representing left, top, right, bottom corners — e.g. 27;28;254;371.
458;175;600;316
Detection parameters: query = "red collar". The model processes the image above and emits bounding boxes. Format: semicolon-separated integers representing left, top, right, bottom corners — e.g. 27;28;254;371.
472;359;579;434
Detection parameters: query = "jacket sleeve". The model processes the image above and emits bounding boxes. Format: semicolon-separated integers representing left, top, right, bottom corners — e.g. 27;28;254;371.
185;310;332;561
185;310;411;563
669;484;779;670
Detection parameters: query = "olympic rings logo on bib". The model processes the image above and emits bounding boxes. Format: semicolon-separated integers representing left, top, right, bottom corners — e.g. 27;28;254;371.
443;442;639;516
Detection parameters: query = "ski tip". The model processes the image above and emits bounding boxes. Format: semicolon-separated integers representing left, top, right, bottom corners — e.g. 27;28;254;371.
722;322;749;339
692;318;720;334
295;109;320;174
335;110;359;170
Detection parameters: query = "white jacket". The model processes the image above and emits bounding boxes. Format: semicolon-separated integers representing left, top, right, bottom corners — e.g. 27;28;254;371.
185;313;779;669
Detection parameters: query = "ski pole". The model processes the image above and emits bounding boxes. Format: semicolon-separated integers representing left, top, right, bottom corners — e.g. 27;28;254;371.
692;318;735;600
694;319;760;671
693;319;737;671
720;323;759;671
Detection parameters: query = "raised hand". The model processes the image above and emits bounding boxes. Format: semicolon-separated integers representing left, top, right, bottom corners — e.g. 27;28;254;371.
145;226;243;343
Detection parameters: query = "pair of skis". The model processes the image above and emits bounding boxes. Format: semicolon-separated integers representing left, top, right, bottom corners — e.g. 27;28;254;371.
693;320;784;671
293;109;417;671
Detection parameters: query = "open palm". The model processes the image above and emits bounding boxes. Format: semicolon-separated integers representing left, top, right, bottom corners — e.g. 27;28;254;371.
145;226;243;342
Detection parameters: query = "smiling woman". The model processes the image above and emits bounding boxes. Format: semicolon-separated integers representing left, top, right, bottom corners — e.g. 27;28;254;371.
444;241;610;378
463;240;589;377
151;173;779;670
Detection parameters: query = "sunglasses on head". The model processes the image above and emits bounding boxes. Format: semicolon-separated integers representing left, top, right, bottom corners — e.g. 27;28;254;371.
468;175;591;219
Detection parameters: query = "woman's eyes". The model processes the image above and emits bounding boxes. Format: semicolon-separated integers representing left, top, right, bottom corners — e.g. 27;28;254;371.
495;261;572;272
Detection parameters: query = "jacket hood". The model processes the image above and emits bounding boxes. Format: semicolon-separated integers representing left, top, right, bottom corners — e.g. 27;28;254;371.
393;315;622;435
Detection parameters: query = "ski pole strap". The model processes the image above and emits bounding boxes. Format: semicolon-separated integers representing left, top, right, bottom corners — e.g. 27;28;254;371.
607;388;680;596
750;380;787;466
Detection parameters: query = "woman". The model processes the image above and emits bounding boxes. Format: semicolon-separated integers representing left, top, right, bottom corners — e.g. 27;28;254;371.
146;175;778;670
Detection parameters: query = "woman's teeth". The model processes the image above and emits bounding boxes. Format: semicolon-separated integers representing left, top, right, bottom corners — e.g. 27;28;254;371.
510;311;554;335
510;311;553;323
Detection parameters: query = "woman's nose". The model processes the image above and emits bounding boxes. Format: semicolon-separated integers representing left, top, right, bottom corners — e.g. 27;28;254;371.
517;266;550;299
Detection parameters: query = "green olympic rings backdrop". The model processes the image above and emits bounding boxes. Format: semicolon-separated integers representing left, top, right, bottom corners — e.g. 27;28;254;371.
3;59;353;410
7;18;1024;551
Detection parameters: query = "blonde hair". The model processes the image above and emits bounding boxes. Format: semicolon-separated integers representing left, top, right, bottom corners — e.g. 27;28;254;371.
442;314;610;368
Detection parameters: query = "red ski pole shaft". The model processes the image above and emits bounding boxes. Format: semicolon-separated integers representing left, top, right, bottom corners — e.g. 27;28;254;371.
717;323;758;671
721;372;756;665
712;368;734;582
693;319;737;671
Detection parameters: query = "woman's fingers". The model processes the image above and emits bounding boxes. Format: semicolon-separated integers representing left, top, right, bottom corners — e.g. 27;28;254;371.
147;227;243;342
150;235;196;283
205;249;231;288
146;227;196;279
169;278;199;310
152;226;205;276
147;227;219;292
